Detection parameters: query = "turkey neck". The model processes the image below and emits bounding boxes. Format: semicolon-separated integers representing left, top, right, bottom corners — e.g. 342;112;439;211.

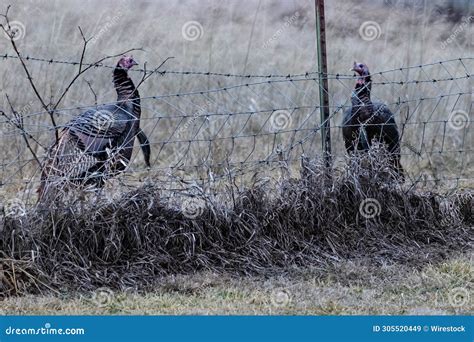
351;75;373;122
113;66;141;119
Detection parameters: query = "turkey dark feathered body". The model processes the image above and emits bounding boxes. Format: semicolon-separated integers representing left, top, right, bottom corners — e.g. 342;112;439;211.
39;65;147;198
47;103;138;183
342;102;401;155
342;77;404;178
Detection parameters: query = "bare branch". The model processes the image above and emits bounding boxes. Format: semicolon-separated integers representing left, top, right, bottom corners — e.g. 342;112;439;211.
399;100;410;143
1;8;143;146
0;4;11;20
84;79;98;106
52;47;144;112
2;95;43;168
135;56;174;91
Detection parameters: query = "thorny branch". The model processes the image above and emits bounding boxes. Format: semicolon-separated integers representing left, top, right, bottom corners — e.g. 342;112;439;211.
84;80;98;106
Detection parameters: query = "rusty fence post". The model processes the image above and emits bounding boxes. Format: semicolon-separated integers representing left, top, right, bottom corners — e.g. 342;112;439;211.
315;0;331;166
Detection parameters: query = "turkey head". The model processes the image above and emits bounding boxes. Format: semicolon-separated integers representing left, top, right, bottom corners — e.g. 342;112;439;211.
351;61;370;85
117;55;139;70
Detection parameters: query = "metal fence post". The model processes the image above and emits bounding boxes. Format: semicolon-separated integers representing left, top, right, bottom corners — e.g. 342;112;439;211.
315;0;331;166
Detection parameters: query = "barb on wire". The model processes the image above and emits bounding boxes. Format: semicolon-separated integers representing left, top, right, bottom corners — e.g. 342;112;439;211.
135;56;175;91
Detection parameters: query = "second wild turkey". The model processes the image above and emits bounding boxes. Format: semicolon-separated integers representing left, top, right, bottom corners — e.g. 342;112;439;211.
342;61;404;179
38;55;151;200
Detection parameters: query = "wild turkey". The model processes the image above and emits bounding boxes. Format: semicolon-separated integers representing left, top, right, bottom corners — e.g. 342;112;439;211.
38;55;150;200
342;62;404;179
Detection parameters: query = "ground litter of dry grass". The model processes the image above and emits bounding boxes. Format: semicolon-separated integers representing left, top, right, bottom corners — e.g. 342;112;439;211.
2;256;472;315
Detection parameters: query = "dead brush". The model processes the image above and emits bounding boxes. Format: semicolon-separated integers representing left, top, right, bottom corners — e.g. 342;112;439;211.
0;147;472;297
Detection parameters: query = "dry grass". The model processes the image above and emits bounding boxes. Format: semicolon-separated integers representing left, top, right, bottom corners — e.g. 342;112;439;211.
2;256;472;315
1;149;472;298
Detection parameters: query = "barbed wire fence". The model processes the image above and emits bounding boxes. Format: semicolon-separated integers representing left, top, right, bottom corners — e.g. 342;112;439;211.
0;53;472;211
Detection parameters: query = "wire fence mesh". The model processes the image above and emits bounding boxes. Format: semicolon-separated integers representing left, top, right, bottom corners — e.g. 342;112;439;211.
0;55;472;208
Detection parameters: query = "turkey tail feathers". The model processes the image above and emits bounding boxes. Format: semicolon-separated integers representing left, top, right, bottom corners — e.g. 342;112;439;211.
137;129;151;168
